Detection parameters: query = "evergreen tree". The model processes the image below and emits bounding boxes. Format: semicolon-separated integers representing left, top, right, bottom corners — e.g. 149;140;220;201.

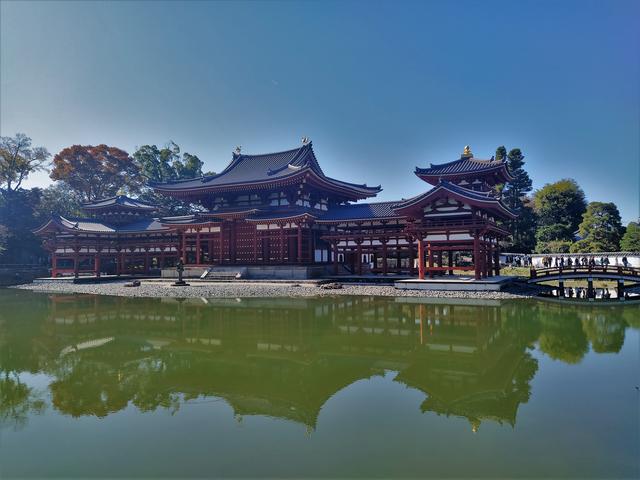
498;147;535;252
570;202;623;252
533;179;586;252
620;222;640;251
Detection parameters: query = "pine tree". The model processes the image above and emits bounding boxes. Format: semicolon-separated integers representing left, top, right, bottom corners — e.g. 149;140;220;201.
499;147;534;252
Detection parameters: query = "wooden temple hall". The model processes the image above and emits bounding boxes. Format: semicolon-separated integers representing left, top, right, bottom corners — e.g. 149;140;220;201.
35;142;516;279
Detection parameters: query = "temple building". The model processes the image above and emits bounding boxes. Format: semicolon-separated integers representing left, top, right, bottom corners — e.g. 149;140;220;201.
35;142;515;279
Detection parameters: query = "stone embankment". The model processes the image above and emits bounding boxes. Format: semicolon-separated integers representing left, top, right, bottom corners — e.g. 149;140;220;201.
14;279;544;300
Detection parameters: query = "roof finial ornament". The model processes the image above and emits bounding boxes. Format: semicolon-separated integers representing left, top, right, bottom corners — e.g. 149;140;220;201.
116;188;126;197
301;136;310;145
462;145;473;158
234;145;242;155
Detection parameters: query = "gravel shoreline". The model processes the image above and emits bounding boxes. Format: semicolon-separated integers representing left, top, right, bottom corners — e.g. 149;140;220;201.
13;279;544;300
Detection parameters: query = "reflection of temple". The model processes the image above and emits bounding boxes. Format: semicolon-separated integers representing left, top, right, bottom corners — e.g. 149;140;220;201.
37;295;539;430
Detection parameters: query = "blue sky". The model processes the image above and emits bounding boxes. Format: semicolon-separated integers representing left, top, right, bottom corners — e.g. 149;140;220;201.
1;0;638;223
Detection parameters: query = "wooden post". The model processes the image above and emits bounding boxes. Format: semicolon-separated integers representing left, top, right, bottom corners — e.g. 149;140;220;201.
51;252;58;278
448;250;454;276
219;224;224;264
487;241;494;277
94;251;101;278
473;232;481;280
253;227;258;263
181;230;187;264
408;241;414;275
417;237;425;280
279;224;285;263
297;223;303;263
73;250;79;278
196;229;201;265
382;240;388;275
356;240;363;275
494;247;500;276
333;241;339;275
427;242;434;279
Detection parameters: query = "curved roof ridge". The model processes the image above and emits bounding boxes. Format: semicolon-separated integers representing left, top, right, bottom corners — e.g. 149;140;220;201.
427;156;503;169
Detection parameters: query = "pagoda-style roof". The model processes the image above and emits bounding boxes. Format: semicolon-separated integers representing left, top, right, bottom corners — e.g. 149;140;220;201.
415;148;514;185
82;195;157;212
393;181;516;219
150;142;381;201
34;215;169;235
315;201;401;223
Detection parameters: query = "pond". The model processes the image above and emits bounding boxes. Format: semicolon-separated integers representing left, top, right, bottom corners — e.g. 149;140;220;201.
0;289;638;478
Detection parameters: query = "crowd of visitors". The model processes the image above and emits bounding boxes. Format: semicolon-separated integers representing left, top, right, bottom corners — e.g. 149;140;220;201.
540;255;629;269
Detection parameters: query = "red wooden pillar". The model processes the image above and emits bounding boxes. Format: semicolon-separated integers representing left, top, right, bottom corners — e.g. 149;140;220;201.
297;223;303;263
195;229;201;265
473;232;481;280
51;251;58;278
427;242;434;279
73;249;80;278
181;230;187;264
144;248;150;273
448;250;454;276
417;237;425;280
230;221;237;264
253;227;258;263
487;241;494;277
408;241;414;275
356;240;363;275
494;247;501;276
382;239;388;275
481;241;487;278
218;224;224;264
279;224;285;263
333;241;339;274
94;250;101;278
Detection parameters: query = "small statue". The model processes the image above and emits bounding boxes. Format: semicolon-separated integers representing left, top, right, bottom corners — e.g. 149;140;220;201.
462;145;472;157
173;259;189;286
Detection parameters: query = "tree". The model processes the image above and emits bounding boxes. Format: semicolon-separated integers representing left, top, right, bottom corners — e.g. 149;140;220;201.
499;147;535;252
0;189;46;264
34;183;84;221
570;202;623;252
50;145;141;201
533;179;586;252
0;133;50;197
620;222;640;251
0;224;7;255
133;142;207;215
133;142;204;183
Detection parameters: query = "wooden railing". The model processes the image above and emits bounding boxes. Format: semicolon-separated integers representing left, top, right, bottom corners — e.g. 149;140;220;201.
530;265;640;280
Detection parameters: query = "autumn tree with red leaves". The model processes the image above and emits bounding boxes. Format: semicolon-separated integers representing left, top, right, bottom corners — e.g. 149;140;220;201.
50;145;142;201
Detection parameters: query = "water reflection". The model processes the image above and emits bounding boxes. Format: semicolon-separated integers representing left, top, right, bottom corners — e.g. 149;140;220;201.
0;291;637;432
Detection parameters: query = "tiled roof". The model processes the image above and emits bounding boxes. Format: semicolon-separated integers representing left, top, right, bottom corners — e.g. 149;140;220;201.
150;142;381;198
82;195;157;211
36;215;169;234
393;181;516;218
415;156;510;177
316;201;401;223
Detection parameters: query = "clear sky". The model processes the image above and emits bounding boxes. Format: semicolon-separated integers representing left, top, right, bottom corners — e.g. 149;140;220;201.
1;0;638;223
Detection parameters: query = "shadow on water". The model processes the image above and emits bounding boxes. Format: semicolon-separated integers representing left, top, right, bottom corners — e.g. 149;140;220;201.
0;289;638;433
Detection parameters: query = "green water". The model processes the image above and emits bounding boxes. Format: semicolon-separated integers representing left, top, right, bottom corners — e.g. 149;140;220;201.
0;290;638;479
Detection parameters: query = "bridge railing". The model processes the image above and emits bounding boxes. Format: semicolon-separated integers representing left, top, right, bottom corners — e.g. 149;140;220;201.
530;265;640;280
